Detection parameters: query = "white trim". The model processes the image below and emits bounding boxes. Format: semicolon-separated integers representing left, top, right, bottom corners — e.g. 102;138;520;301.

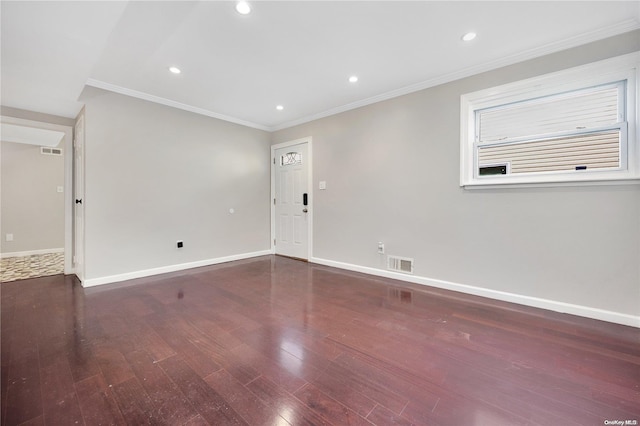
271;137;313;260
1;248;64;259
272;20;640;132
81;250;272;287
460;52;640;187
310;256;640;328
84;22;639;134
73;111;86;282
0;116;74;274
85;79;271;132
463;178;640;190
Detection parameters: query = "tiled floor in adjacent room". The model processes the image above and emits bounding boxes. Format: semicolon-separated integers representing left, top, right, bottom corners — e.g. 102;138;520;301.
0;252;64;282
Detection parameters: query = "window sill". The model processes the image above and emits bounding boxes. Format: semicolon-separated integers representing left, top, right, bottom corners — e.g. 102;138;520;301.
461;176;640;190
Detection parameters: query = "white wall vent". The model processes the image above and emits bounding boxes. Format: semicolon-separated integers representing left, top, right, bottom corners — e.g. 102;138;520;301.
41;147;63;156
387;255;414;274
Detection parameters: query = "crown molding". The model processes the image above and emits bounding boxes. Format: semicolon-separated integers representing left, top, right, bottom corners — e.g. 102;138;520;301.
87;20;639;133
84;79;271;132
271;19;640;132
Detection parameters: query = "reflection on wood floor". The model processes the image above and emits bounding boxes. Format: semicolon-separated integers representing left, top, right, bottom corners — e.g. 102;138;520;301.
1;255;639;425
0;251;64;282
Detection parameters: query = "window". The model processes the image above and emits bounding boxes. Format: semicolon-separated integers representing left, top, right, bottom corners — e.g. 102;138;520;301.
281;152;301;166
460;52;639;187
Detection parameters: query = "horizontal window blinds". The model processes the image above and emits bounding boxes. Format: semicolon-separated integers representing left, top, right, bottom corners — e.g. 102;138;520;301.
477;83;622;144
478;130;620;173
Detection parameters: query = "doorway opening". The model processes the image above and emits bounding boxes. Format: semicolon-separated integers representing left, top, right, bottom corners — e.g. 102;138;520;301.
0;116;74;282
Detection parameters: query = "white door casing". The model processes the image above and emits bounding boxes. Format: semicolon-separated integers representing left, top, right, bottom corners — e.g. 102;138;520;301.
74;114;85;282
272;138;311;260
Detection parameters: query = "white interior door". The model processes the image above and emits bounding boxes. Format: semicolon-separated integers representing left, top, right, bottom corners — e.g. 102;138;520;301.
73;114;85;282
274;143;309;259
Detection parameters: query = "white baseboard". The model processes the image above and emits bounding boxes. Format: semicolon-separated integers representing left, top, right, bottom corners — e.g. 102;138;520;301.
82;250;272;288
310;256;640;328
1;248;64;258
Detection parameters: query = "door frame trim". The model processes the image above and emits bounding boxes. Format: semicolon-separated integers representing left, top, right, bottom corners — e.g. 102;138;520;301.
73;111;85;283
0;115;74;274
270;137;313;260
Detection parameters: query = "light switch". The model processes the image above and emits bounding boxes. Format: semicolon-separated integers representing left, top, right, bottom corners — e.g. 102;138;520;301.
319;181;327;190
6;234;13;242
57;186;64;193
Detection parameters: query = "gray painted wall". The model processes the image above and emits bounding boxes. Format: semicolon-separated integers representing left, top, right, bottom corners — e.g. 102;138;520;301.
1;140;65;253
271;31;640;318
79;88;271;280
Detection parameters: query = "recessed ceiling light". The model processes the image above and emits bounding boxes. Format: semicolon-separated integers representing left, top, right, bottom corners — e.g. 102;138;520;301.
236;1;251;15
276;105;284;111
169;66;181;74
349;75;359;83
462;32;477;42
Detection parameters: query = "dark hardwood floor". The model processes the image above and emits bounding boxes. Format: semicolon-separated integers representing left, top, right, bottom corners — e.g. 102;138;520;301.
1;255;639;425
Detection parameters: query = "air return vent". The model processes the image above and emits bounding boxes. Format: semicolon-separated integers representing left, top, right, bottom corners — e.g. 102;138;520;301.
387;256;414;274
41;147;63;156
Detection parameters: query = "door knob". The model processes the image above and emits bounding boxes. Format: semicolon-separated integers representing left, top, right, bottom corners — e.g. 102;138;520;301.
302;208;308;213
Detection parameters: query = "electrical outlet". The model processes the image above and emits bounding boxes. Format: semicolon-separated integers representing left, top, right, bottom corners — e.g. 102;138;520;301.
176;240;183;249
6;234;13;242
377;242;384;254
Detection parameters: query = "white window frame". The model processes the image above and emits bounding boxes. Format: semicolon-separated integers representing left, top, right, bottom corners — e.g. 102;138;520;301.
460;52;640;188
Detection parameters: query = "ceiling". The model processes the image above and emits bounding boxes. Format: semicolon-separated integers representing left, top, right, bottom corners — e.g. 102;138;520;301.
0;123;65;147
2;1;639;131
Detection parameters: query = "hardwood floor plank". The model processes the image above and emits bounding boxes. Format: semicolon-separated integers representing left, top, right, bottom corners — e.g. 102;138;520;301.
66;342;103;383
93;344;135;386
182;313;245;351
246;375;328;426
124;349;197;425
75;374;126;426
181;414;210;426
169;324;261;386
146;316;222;378
2;256;639;425
39;349;84;425
230;342;310;394
110;377;158;426
4;351;42;426
128;322;177;362
1;363;10;424
403;392;526;426
294;382;373;425
158;355;247;425
203;368;290;425
366;404;413;426
40;391;84;426
320;360;409;415
333;351;441;415
308;362;378;418
15;415;44;426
